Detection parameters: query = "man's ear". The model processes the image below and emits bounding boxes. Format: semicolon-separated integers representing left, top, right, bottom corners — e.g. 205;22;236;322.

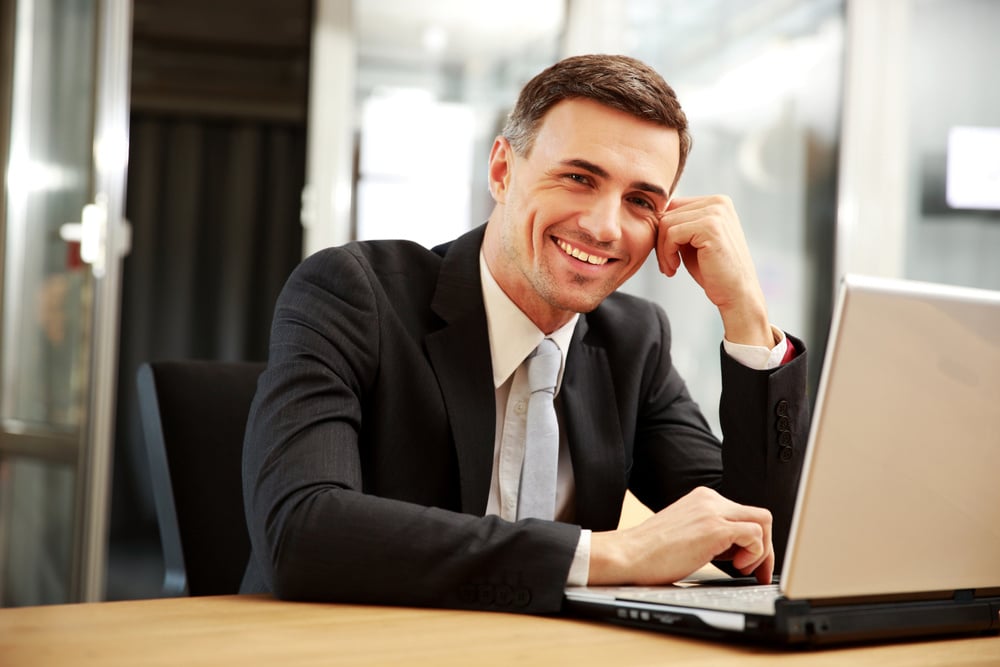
488;136;513;203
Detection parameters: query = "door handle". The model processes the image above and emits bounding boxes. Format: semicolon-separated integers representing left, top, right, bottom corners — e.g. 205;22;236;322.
58;194;131;277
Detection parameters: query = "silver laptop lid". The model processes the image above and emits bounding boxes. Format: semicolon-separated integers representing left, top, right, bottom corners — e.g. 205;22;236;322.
782;274;1000;600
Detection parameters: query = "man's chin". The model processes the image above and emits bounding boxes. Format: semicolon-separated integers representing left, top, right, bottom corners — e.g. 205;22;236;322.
534;269;621;315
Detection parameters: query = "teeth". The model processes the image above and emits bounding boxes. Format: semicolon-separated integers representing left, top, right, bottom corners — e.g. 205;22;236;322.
557;239;609;265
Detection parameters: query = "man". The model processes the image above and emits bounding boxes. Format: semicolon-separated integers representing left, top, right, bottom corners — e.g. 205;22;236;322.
240;54;808;614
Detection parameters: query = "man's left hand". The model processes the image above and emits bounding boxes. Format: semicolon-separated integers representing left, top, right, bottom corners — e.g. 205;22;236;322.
656;194;773;348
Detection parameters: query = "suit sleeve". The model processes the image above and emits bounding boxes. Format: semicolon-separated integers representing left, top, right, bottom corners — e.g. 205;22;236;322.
718;335;809;571
241;247;580;613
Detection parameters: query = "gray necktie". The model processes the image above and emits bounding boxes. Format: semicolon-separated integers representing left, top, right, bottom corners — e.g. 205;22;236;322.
517;338;561;520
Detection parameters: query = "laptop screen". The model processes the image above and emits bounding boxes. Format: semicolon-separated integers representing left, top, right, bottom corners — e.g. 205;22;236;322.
781;274;1000;600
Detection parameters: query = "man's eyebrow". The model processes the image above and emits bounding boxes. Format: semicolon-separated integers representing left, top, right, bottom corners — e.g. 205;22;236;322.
561;158;668;200
634;181;668;200
562;158;609;179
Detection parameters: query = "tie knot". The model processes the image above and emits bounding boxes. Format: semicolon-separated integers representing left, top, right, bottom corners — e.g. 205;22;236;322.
526;338;560;394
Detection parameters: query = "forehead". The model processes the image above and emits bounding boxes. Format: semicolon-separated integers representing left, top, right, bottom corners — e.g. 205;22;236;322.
530;98;680;188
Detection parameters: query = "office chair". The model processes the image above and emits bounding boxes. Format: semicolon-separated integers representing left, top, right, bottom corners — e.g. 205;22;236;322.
137;360;265;596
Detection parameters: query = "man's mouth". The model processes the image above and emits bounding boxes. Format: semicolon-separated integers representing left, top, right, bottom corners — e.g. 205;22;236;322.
555;239;610;266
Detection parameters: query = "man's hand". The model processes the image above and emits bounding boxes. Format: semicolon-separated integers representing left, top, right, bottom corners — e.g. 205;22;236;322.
656;195;773;348
588;487;775;586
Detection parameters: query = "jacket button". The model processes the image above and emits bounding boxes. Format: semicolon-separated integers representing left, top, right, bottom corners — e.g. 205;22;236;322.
779;431;792;447
777;416;790;432
495;585;514;606
779;446;794;463
477;584;495;605
776;400;789;417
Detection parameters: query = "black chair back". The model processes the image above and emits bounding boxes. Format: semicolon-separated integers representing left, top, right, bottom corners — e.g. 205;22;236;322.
137;360;265;596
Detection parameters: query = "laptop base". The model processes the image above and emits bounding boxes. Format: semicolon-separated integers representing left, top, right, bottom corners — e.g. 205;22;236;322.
564;590;1000;648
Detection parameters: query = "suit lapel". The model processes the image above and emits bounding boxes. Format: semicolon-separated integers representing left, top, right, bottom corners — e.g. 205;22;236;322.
423;225;628;524
562;317;628;530
425;226;496;515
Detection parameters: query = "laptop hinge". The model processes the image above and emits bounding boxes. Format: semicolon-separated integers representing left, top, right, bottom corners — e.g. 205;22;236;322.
953;589;975;602
804;589;954;608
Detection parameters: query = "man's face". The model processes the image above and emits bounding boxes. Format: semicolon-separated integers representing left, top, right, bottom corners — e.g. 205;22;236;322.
483;98;681;333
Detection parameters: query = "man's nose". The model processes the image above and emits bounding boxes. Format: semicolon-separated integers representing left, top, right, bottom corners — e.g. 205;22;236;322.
578;196;622;243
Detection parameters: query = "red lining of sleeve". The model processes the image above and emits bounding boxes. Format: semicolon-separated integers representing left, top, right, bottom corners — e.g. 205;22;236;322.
779;336;797;365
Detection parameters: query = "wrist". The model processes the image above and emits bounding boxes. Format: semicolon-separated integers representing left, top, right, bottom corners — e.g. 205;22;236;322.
719;303;773;348
587;530;629;585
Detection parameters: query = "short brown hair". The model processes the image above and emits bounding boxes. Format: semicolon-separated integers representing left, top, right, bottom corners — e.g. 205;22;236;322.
503;54;691;193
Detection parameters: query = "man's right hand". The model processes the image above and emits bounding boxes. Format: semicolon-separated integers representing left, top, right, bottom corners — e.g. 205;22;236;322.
588;486;774;586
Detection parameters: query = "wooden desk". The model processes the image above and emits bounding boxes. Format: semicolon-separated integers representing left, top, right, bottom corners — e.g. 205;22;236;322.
1;594;997;666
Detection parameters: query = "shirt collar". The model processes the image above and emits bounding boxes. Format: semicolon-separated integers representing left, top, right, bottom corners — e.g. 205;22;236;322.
480;251;578;390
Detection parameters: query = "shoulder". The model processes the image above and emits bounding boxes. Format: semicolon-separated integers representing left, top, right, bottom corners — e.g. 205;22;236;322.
285;239;444;297
298;239;442;276
268;239;447;356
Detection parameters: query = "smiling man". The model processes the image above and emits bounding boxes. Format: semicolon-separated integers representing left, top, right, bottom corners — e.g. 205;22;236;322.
240;54;810;613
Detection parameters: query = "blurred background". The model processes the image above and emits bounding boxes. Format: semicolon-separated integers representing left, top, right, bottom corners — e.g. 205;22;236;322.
0;0;996;606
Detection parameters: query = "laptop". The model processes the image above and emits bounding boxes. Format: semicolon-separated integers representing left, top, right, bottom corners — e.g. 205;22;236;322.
564;274;1000;646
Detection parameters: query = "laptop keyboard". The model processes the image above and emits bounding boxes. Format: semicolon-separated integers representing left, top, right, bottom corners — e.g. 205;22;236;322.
617;583;782;616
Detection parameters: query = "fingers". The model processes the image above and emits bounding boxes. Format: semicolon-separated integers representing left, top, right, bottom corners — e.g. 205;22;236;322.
727;522;766;570
675;487;775;582
755;553;775;585
722;507;774;584
658;195;738;255
655;196;701;277
655;195;744;285
655;202;681;277
656;240;681;277
700;490;773;582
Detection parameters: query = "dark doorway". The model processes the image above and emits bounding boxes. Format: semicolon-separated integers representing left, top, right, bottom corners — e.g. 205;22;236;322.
107;0;312;599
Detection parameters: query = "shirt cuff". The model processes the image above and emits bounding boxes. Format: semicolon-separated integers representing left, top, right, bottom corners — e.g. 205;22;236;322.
566;529;592;586
723;325;788;371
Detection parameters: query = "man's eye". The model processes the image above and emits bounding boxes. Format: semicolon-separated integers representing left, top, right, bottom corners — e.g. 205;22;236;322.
628;196;654;210
566;173;590;185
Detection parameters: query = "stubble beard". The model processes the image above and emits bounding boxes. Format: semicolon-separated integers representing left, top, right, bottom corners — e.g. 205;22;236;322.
525;257;612;316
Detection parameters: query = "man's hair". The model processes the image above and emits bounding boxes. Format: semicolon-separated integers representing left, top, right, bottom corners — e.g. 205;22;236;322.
502;54;692;193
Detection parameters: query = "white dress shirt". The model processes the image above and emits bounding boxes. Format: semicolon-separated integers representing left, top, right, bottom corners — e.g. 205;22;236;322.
478;252;788;586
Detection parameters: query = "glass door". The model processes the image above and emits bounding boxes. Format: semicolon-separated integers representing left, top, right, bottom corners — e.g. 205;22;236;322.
0;0;131;605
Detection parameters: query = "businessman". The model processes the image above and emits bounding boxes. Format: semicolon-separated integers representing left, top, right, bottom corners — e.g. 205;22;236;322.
240;54;809;613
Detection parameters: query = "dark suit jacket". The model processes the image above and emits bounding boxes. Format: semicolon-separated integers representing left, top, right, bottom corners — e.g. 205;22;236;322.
240;224;809;613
